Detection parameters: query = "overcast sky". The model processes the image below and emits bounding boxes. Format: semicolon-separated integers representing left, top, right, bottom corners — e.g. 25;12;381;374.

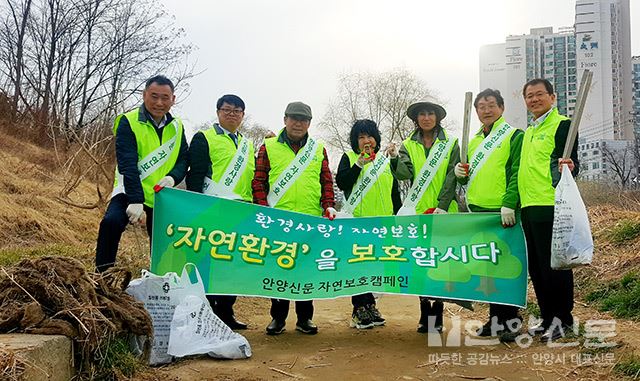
160;0;639;144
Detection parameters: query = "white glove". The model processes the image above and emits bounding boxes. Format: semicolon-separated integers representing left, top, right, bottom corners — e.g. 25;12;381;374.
126;203;145;224
433;208;447;214
385;143;399;158
156;176;175;188
501;206;516;226
324;207;338;220
454;163;469;178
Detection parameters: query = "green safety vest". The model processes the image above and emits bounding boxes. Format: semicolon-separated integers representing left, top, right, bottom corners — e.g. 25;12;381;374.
202;128;255;202
519;108;569;207
113;108;183;208
264;136;325;216
466;117;517;209
402;130;458;213
345;151;394;217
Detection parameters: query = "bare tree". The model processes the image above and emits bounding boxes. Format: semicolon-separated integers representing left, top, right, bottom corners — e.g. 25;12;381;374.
0;0;195;135
239;116;275;152
318;68;440;154
0;0;33;117
0;0;196;208
601;141;637;189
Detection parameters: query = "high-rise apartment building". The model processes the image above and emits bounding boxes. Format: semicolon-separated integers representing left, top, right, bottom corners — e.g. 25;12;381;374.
479;0;635;184
479;27;577;128
632;56;640;148
575;0;634;141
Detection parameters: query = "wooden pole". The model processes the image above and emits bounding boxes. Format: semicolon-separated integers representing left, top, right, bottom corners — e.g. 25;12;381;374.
460;92;473;164
563;69;593;159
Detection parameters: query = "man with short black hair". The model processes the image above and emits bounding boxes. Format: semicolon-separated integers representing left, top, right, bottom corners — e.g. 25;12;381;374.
252;101;337;335
96;75;187;272
186;94;253;330
455;88;523;342
519;78;579;342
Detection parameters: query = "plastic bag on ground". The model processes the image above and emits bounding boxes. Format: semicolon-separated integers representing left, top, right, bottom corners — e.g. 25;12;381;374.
126;263;205;365
551;164;594;269
168;294;252;359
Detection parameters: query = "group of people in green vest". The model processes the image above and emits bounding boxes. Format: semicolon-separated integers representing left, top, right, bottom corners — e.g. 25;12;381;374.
96;74;579;343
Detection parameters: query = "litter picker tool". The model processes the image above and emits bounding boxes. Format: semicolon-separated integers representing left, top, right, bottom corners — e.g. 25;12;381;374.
563;69;592;159
460;92;473;164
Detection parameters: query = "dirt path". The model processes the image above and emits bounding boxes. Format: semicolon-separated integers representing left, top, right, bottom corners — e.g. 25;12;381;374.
152;295;625;381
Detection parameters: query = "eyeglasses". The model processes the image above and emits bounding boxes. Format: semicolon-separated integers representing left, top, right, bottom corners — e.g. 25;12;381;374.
525;92;550;101
219;107;244;115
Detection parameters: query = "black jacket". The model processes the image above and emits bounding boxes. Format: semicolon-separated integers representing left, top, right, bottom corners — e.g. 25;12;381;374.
115;104;188;204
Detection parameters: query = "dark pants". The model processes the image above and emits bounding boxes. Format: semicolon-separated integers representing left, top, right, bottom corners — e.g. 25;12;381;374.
270;299;313;322
489;304;520;322
95;193;152;272
352;293;376;311
206;295;237;320
419;296;443;321
522;206;574;327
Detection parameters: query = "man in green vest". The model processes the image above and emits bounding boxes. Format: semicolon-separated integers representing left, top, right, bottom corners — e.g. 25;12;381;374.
454;89;523;342
96;75;187;272
519;78;579;342
186;94;254;330
252;101;337;335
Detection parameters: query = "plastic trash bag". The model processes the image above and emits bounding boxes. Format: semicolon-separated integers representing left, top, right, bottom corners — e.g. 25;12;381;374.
126;263;205;365
551;164;594;269
168;294;252;359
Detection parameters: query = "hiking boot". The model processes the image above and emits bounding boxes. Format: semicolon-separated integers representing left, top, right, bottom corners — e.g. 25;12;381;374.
296;319;318;334
351;306;374;329
366;304;386;326
266;319;286;335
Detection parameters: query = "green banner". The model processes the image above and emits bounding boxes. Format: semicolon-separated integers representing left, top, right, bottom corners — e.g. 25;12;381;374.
151;188;527;307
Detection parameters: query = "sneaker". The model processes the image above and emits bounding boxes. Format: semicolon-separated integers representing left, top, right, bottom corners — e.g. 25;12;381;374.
296;319;318;334
527;322;549;337
351;307;374;329
366;304;386;326
266;319;286;335
540;324;572;342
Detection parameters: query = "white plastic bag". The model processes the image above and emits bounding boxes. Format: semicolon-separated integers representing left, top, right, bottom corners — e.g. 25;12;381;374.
551;164;594;269
126;263;205;365
168;295;252;359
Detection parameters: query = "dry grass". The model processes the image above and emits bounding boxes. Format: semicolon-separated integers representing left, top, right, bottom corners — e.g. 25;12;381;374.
579;180;640;212
0;348;26;381
0;130;153;276
0;139;101;246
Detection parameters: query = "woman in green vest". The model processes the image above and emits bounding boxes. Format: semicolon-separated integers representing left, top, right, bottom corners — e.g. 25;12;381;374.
389;101;460;333
336;119;402;329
